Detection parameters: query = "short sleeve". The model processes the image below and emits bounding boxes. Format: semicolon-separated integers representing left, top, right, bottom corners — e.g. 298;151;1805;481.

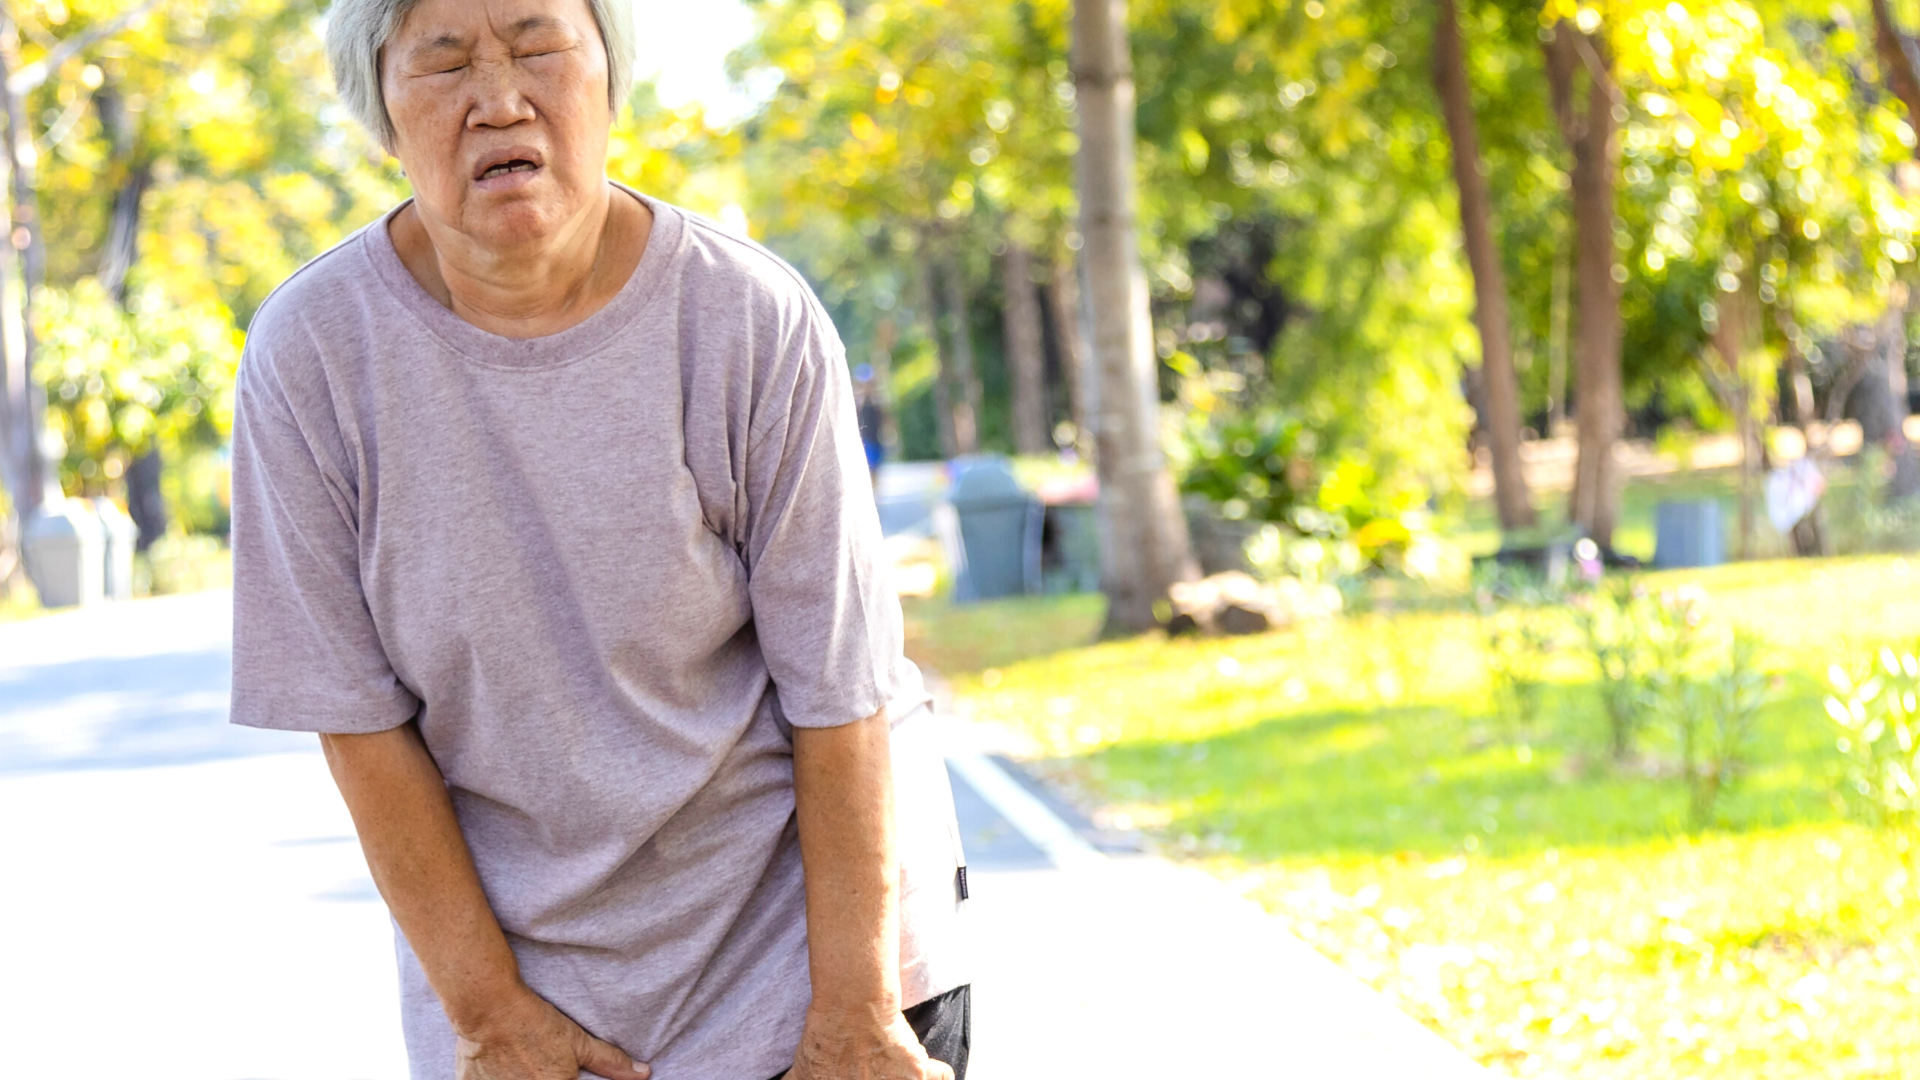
228;347;420;735
741;300;901;730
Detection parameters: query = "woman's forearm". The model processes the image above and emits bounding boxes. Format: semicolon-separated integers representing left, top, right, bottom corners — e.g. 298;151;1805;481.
320;724;523;1033
791;709;902;1018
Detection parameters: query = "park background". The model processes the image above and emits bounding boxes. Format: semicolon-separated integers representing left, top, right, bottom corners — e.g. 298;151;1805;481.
3;0;1920;1077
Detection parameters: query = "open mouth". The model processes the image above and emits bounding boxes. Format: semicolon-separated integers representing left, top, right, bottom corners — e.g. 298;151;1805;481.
473;148;546;184
479;159;540;180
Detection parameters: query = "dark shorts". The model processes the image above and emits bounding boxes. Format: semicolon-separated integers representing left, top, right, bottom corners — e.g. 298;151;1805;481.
766;984;970;1080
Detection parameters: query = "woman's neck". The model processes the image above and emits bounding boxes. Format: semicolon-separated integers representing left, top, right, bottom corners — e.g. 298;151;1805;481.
391;183;653;340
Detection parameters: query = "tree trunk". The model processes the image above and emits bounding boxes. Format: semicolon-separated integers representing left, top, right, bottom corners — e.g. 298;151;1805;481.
1434;0;1534;533
939;255;982;456
98;164;147;303
871;315;901;457
1545;22;1624;549
1705;272;1764;560
95;76;148;303
1867;0;1920;500
919;244;959;459
0;26;47;522
1778;311;1816;430
1850;301;1920;499
125;448;167;551
1073;0;1198;634
1002;241;1051;456
1548;246;1570;435
1874;0;1920;124
1046;253;1091;447
97;75;166;544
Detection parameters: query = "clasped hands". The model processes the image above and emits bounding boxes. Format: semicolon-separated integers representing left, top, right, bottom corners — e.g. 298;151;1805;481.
452;985;950;1080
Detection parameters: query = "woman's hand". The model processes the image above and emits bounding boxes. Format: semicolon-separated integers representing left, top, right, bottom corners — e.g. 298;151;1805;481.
782;1005;953;1080
455;985;651;1080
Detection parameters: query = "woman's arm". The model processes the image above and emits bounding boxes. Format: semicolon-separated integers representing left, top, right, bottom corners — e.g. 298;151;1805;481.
321;725;651;1080
787;711;952;1080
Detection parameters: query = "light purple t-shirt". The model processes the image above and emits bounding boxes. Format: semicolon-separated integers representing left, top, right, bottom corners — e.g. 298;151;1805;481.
228;192;968;1080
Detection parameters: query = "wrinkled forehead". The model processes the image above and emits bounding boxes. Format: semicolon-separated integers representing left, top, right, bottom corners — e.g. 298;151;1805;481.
388;0;599;59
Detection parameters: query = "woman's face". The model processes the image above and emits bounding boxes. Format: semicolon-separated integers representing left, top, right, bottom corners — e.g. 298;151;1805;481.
382;0;612;250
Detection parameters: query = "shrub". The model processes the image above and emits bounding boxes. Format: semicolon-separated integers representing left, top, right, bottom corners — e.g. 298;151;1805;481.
1474;565;1566;739
33;280;240;504
1636;589;1773;826
1171;359;1448;573
1826;648;1920;853
1678;631;1773;827
1572;577;1656;761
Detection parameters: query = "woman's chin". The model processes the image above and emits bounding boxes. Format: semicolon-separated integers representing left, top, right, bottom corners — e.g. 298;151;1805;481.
456;195;581;252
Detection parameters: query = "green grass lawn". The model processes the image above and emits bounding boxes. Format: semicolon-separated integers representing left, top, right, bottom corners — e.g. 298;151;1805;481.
1453;468;1752;562
1451;460;1916;563
901;593;1105;675
912;555;1920;1080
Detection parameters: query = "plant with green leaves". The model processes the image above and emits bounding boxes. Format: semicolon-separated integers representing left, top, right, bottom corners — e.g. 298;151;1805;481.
1637;585;1706;712
32;280;239;505
1483;605;1560;740
1827;647;1920;858
1177;400;1320;531
1176;361;1449;575
1639;589;1773;826
1474;564;1568;740
1573;575;1655;761
1684;630;1774;827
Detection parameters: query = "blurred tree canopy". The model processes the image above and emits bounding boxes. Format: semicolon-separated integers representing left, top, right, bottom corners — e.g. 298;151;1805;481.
726;0;1920;543
4;2;738;536
33;279;236;504
30;0;404;321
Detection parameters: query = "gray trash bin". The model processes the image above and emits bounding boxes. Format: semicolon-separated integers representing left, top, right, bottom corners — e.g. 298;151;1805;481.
94;497;138;601
948;457;1041;603
24;499;105;608
1654;500;1724;569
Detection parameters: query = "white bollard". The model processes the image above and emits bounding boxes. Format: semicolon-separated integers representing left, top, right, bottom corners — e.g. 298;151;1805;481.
93;497;138;601
23;499;105;608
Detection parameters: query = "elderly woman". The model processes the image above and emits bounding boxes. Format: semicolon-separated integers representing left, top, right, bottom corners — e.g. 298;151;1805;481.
226;1;969;1078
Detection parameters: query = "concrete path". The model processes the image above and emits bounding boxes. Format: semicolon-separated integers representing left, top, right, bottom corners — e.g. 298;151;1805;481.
0;592;404;1080
948;744;1488;1079
0;590;1487;1079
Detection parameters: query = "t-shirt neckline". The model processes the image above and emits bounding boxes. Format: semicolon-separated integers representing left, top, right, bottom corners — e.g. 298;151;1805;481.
364;183;682;372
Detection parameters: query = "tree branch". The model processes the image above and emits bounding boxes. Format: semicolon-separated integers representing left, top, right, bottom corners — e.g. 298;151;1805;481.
1570;31;1624;110
4;0;158;96
1542;24;1581;145
1874;0;1920;154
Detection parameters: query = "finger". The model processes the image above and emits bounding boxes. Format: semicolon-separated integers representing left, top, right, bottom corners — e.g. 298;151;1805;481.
576;1033;651;1080
925;1061;955;1080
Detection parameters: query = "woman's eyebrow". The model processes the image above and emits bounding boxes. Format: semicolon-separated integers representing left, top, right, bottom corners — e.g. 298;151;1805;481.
505;15;579;41
402;32;469;62
401;16;575;63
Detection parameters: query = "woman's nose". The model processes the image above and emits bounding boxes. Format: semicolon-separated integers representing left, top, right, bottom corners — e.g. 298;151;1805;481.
465;61;537;129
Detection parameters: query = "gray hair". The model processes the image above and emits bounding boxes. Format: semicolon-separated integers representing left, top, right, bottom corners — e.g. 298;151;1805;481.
326;0;636;149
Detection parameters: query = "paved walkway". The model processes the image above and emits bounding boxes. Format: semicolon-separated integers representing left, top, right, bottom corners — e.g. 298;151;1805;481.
0;590;1486;1078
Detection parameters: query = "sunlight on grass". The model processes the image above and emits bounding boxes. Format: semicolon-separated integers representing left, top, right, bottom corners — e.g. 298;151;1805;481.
900;593;1104;676
917;554;1920;1079
0;581;41;623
